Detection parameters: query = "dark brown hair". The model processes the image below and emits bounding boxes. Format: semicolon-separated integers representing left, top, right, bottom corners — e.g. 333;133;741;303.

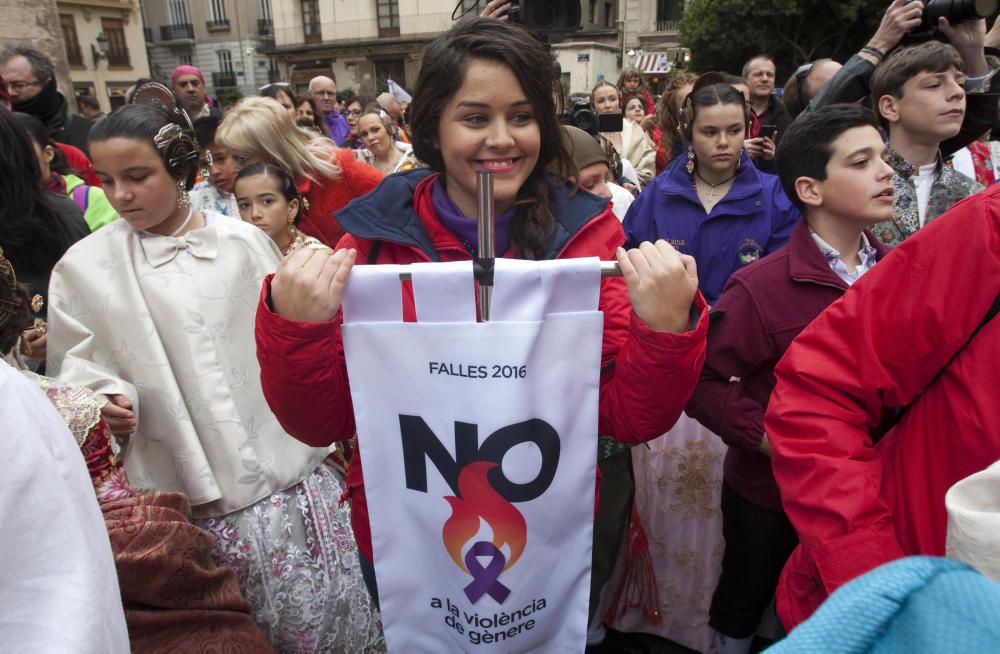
871;41;964;102
409;17;574;260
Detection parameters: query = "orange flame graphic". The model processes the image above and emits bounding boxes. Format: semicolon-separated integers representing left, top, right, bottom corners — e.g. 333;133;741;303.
442;461;527;573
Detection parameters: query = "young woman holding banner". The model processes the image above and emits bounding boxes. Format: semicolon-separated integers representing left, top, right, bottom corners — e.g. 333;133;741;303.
254;16;708;622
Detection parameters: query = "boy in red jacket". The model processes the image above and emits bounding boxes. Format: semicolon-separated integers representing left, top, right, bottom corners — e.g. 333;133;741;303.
687;104;894;654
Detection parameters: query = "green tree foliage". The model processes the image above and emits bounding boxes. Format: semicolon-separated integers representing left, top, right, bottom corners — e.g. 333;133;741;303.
680;0;885;81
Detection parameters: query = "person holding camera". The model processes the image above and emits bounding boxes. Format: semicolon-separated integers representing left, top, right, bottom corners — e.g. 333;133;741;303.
792;0;999;155
591;80;656;186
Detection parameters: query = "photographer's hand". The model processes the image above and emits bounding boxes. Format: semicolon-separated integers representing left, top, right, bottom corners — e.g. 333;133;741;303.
866;0;924;63
481;0;511;21
940;17;988;77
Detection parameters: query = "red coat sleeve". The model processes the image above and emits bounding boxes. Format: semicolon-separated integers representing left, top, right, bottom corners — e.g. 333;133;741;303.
592;242;709;444
687;277;770;451
255;235;371;446
336;147;384;199
765;189;1000;595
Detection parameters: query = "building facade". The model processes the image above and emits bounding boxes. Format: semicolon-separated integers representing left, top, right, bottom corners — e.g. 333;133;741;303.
141;0;278;102
56;0;151;113
267;0;677;98
621;0;687;92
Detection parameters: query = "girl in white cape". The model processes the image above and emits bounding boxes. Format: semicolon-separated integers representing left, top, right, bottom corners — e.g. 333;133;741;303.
45;99;384;654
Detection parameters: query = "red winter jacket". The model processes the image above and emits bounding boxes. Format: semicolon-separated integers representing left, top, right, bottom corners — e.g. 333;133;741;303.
765;184;1000;629
255;170;708;561
295;147;383;248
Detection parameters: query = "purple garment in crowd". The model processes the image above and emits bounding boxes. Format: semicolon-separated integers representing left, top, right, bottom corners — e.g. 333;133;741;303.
324;111;349;145
431;178;515;256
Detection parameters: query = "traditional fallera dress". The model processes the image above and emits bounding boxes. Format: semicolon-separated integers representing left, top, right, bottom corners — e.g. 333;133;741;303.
46;213;385;653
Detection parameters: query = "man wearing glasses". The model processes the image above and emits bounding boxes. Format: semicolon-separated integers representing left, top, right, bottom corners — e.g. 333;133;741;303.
0;45;94;155
308;75;348;145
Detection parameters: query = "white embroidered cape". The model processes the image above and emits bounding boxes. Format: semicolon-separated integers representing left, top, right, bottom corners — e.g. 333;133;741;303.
47;213;331;517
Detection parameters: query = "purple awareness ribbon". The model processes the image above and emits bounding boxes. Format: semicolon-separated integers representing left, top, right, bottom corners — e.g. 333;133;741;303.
463;541;511;604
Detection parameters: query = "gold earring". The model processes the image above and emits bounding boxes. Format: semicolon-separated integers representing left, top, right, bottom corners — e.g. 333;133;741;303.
686;147;696;175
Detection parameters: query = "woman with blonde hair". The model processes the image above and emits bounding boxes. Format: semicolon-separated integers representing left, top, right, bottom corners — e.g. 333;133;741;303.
356;108;419;175
217;96;383;247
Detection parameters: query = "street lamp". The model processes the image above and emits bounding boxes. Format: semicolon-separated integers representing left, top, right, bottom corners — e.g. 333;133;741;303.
91;32;108;69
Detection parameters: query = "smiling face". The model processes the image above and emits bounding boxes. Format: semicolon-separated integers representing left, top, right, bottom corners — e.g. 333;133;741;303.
234;172;299;248
691;102;745;178
592;84;620;115
358;113;391;156
437;58;541;218
91;137;190;235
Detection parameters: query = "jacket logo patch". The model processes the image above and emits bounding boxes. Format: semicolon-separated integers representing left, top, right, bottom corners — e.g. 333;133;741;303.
737;238;762;265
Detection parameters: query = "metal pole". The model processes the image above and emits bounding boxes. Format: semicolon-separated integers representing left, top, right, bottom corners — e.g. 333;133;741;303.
476;170;495;322
395;261;621;282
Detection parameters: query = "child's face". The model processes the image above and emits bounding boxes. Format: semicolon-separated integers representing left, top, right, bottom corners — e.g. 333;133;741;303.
575;163;613;201
92;137;191;235
625;98;645;122
623;77;640;92
882;68;966;144
207;144;238;194
690;103;745;177
807;125;894;224
437;58;541;218
235;172;298;247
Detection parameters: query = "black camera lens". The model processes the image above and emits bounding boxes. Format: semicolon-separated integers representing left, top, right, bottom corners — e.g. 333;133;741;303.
924;0;999;25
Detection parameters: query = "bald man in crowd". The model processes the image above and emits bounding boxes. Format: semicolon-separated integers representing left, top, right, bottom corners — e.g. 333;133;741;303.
309;75;348;144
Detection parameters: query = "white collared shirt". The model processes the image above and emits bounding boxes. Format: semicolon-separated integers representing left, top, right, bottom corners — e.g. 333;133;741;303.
809;229;878;286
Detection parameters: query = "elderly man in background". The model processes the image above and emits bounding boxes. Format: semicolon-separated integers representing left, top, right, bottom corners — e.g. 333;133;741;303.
309;75;348;144
0;46;93;154
171;65;222;119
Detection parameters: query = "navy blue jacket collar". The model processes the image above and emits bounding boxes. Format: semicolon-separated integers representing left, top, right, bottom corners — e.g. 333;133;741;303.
335;169;610;261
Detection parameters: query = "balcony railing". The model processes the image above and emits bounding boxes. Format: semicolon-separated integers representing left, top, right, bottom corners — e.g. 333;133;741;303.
656;20;680;31
258;18;273;36
206;19;230;31
107;48;130;67
143;27;153;43
212;71;237;88
160;23;194;41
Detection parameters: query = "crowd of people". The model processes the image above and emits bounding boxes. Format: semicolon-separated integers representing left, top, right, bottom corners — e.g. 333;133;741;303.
1;0;1000;652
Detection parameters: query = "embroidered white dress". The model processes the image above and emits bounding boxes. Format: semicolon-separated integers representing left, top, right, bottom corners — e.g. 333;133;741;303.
46;214;384;653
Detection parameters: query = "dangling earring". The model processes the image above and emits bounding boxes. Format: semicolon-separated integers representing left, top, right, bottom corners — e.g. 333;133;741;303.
736;151;742;171
176;180;190;209
686;147;696;175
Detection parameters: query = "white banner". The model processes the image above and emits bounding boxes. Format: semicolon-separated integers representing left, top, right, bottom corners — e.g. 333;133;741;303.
342;258;603;653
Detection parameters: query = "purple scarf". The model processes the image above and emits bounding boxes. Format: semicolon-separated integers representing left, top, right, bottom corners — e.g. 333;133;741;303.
431;178;515;257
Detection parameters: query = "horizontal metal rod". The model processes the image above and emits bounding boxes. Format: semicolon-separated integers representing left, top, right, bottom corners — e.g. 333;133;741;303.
395;261;622;281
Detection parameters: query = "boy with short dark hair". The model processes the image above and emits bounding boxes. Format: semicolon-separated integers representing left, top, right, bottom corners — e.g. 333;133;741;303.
870;40;983;245
687;104;894;654
190;115;239;217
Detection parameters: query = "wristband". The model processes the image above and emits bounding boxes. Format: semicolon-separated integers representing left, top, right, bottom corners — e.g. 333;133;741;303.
862;45;886;63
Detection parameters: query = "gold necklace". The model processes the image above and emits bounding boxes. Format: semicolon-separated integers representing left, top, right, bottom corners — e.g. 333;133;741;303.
694;168;738;204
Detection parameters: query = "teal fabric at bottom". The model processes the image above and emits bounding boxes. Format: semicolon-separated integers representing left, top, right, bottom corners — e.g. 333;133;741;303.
766;556;1000;653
